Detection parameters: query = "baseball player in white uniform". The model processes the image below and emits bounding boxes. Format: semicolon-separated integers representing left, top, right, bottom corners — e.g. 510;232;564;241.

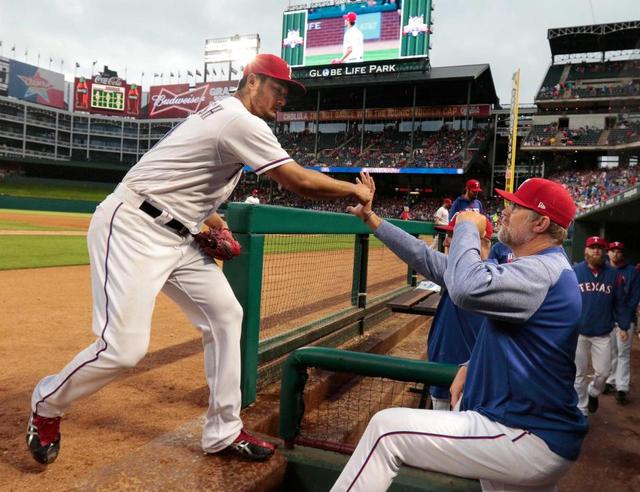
336;176;588;492
244;189;260;204
332;12;364;64
26;54;371;466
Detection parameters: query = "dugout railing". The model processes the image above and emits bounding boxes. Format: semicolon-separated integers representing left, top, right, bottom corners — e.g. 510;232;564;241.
277;347;481;491
223;203;436;407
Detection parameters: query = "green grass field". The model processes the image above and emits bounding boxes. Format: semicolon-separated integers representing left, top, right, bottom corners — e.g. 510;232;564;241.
0;219;70;231
0;182;114;201
264;234;387;254
0;236;89;270
304;48;399;66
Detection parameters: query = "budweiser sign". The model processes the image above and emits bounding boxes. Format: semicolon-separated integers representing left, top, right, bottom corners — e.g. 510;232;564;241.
148;81;238;119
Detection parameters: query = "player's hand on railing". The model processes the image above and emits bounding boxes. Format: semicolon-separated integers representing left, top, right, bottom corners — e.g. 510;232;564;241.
450;365;468;408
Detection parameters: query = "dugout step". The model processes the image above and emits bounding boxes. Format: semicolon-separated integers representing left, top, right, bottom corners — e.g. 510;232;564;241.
73;417;286;492
387;288;441;315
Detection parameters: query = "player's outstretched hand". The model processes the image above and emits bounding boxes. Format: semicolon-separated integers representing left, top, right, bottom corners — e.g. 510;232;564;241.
450;365;468;408
348;172;375;217
454;210;488;238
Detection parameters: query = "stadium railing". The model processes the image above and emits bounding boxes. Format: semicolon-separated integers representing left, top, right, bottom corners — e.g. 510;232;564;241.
224;203;436;406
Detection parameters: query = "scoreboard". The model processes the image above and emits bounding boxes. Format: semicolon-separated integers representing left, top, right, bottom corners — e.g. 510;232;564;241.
91;83;125;111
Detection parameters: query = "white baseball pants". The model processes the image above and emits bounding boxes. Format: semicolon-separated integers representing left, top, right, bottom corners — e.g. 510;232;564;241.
607;323;635;392
574;334;611;415
430;396;450;411
330;408;571;492
31;188;243;452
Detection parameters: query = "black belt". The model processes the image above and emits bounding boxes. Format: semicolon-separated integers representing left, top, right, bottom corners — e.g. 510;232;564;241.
139;201;190;236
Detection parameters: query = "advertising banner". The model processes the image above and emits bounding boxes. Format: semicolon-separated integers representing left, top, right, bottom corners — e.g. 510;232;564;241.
147;81;237;119
8;60;64;108
74;67;140;117
277;104;490;123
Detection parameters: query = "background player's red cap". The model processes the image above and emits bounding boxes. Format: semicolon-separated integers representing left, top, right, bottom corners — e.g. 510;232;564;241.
443;198;452;205
466;179;482;192
243;54;306;97
495;178;576;228
343;12;357;23
608;241;624;250
435;213;493;238
585;236;607;248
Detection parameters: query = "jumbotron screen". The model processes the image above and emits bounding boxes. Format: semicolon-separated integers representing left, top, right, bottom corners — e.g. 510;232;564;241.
91;83;125;111
281;0;431;67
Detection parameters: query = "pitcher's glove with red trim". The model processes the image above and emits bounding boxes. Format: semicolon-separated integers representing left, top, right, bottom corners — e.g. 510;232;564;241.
194;228;241;261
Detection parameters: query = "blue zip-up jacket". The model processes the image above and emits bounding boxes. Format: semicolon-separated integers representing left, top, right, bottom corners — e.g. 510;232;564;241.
488;242;513;264
573;261;630;335
449;196;484;221
615;263;640;323
444;222;588;462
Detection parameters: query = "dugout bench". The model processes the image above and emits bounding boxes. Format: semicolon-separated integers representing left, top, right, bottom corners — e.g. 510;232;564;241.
386;284;441;316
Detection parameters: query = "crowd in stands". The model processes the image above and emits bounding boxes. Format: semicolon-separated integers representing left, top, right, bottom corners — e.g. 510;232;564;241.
538;80;640;100
568;60;640;81
276;126;486;169
547;166;639;211
608;119;640;145
524;120;640;148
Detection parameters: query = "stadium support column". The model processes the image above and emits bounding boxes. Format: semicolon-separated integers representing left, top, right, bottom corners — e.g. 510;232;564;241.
314;89;320;161
360;87;367;154
410;85;417;160
489;112;498;197
464;81;471;161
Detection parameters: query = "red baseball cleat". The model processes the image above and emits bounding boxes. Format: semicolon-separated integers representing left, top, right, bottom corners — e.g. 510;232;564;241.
225;429;276;461
26;413;62;465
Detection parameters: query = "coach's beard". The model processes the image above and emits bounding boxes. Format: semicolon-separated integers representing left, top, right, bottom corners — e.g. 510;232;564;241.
498;225;535;249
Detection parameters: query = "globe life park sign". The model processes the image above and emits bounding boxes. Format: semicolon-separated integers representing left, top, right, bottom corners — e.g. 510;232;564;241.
293;57;430;82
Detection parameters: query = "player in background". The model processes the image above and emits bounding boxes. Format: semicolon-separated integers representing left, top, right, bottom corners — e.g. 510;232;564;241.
449;178;483;220
26;54;372;466
335;177;587;491
573;236;631;415
244;188;260;204
332;12;364;64
399;206;410;220
604;241;640;405
432;197;451;252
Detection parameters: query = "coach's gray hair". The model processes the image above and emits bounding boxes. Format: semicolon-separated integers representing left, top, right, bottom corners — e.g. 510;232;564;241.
527;210;567;245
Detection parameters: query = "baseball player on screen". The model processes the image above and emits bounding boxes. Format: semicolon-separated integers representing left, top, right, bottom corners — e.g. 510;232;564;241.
332;12;364;64
25;54;371;466
605;241;640;404
338;176;588;491
572;236;631;415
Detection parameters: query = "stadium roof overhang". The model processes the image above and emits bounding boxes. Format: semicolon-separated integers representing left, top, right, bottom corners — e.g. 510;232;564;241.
287;62;499;111
548;20;640;56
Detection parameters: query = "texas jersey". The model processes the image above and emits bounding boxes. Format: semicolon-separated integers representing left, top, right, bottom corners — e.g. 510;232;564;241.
123;97;292;233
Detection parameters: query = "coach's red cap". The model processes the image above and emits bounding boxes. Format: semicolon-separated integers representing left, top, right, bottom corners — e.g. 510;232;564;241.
466;179;482;192
343;12;357;23
608;241;624;250
435;213;493;238
495;178;576;228
243;54;306;97
585;236;607;248
443;198;452;205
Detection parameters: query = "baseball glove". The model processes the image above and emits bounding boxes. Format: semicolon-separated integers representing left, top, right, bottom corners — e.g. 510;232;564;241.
194;228;241;261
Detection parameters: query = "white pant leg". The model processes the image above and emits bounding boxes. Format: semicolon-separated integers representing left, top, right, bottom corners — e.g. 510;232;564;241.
330;408;571;492
587;334;612;398
162;247;244;453
430;397;451;411
32;196;182;417
606;329;618;386
574;335;591;415
614;323;634;392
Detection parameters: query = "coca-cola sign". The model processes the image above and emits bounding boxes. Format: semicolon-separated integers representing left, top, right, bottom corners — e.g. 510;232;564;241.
93;74;124;86
147;81;237;119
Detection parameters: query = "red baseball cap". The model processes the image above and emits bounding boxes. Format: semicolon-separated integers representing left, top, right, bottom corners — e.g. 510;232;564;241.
243;54;306;97
466;179;482;192
585;236;607;248
343;12;357;23
608;241;624;251
443;198;452;205
435;213;494;238
495;178;576;229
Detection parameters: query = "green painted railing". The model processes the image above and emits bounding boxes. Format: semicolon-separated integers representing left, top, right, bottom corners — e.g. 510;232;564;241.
279;347;459;444
222;203;436;407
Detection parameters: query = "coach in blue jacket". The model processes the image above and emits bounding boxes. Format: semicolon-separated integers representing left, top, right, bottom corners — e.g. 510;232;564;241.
334;176;587;492
573;236;631;415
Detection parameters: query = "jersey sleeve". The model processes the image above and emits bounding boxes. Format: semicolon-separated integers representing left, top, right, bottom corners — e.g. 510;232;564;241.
219;114;293;175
